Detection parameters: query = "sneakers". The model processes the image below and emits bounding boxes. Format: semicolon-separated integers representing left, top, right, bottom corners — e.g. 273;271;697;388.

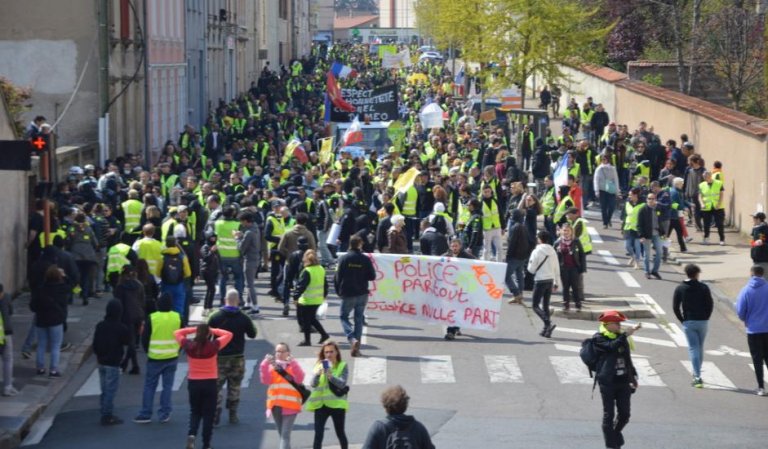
2;386;19;397
297;341;311;347
684;236;693;243
21;351;32;360
186;435;196;449
101;415;124;426
444;331;456;340
48;371;62;378
627;257;635;267
318;334;331;345
651;272;662;280
507;295;523;305
36;369;46;376
543;324;557;338
692;377;703;388
282;305;290;317
133;415;152;424
202;309;210;318
702;238;709;244
719;241;725;246
757;388;766;396
248;308;260;316
160;413;172;423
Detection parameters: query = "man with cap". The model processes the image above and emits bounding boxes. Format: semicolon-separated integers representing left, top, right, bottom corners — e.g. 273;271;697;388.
749;212;768;277
593;310;641;449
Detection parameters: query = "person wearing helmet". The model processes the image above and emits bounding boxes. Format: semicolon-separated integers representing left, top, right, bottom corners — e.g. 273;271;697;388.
593;310;641;449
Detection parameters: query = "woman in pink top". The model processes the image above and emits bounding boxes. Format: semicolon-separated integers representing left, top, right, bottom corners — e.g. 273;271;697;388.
174;324;232;449
260;342;305;449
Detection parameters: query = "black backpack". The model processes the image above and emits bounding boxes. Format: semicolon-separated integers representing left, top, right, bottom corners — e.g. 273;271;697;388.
161;253;184;284
385;422;414;449
580;334;604;393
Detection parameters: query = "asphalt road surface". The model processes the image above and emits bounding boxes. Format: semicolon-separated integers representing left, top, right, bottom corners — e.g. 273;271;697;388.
22;210;768;449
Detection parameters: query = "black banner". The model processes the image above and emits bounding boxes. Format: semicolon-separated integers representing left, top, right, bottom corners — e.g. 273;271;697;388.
330;85;399;122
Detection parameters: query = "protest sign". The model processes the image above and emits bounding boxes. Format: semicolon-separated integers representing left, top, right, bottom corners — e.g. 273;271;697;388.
382;49;412;69
364;254;505;332
330;85;399;122
377;44;397;59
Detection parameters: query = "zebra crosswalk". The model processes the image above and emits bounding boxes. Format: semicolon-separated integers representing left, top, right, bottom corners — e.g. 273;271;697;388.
73;353;754;397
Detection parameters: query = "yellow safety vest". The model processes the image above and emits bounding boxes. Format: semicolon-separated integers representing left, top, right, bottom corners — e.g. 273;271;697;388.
699;180;723;211
39;227;68;248
106;243;131;275
623;202;642;231
0;311;5;345
267;215;285;250
161;218;178;243
541;188;556;216
298;265;325;306
135;237;163;277
161;174;178;198
148;311;181;360
401;186;418;217
457;201;470;225
305;361;349;411
553;195;574;224
570;217;592;253
482;199;501;230
214;219;240;258
122;199;143;234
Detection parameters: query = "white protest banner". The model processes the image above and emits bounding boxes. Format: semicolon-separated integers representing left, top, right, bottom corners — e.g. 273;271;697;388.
365;254;506;331
381;49;412;69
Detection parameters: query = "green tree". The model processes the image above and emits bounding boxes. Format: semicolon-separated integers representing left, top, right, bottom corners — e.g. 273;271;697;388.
416;0;611;107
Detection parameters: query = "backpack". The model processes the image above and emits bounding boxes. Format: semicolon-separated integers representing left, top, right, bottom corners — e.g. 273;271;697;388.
385;422;414;449
161;253;184;284
580;335;602;377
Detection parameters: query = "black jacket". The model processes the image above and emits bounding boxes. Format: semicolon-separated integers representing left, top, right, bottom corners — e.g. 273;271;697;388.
362;414;435;449
464;212;484;251
594;332;637;387
31;281;69;327
283;248;306;303
376;216;393;252
93;299;130;367
207;306;257;356
419;229;448;256
636;204;661;239
334;249;376;297
672;279;714;322
506;219;530;261
113;279;145;325
554;238;587;273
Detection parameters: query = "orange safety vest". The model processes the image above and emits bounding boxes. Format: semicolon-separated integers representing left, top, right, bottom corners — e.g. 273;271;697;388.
266;366;303;411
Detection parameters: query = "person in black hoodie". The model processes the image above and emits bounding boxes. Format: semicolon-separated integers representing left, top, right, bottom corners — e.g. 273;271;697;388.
672;263;713;388
92;299;130;425
335;235;377;357
418;219;448;256
505;209;530;304
207;289;257;425
361;385;435;449
31;265;70;378
283;236;310;317
114;265;145;375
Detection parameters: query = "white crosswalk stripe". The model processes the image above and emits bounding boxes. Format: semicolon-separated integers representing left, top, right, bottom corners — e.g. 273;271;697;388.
681;360;737;390
352;356;387;385
484;355;524;383
73;354;747;396
419;355;456;383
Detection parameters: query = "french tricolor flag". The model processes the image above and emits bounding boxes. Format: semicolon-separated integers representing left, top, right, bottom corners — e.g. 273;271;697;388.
343;116;364;146
330;61;358;79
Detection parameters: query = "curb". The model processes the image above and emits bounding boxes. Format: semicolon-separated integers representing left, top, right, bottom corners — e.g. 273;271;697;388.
0;330;95;449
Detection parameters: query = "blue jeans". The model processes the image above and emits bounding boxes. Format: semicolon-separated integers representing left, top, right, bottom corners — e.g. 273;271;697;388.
99;365;121;417
340;295;368;342
683;320;709;378
317;230;335;265
138;358;177;418
642;235;663;274
219;258;244;302
161;282;187;319
505;258;526;296
624;232;642;261
36;324;63;372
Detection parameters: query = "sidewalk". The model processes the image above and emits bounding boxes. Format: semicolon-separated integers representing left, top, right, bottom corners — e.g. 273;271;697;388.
0;292;104;449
